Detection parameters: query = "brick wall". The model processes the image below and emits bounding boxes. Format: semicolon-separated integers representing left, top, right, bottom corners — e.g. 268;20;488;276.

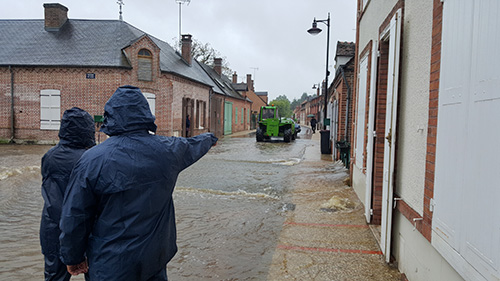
371;40;389;225
422;0;443;242
1;58;211;143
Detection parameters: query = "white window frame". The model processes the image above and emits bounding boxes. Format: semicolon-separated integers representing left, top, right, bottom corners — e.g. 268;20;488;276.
143;92;156;116
40;89;61;130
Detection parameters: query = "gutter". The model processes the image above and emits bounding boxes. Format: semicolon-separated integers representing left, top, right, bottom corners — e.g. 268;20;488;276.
9;66;15;143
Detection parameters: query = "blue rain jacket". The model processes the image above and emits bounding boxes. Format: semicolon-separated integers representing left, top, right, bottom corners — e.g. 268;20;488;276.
40;107;95;256
59;85;217;281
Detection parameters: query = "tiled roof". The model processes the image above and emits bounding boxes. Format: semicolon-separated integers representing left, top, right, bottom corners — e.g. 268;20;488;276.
232;83;248;91
255;91;268;96
199;62;249;101
335;41;355;58
0;19;213;86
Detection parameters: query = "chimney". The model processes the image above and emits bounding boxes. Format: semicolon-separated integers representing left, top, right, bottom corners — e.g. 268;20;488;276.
214;58;222;76
232;72;237;84
44;3;68;32
181;34;192;65
246;74;254;92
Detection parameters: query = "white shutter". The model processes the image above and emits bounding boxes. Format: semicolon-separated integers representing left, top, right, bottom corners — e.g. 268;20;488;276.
364;40;379;223
40;90;61;130
355;55;368;169
143;93;156;116
433;0;500;280
380;9;402;263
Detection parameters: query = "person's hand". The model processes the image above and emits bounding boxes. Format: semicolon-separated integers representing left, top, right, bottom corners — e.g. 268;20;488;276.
67;259;88;276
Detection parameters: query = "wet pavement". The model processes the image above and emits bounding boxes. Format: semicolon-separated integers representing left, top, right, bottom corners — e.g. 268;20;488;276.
0;129;400;280
266;130;401;281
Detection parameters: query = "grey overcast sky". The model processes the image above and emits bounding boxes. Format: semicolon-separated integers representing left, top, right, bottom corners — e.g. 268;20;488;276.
0;0;357;101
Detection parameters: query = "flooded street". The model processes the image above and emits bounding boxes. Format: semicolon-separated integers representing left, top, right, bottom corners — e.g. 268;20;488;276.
169;133;312;280
0;130;400;280
0;131;312;280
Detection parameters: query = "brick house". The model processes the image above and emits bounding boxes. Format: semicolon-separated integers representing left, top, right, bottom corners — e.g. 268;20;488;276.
351;0;500;280
232;73;267;129
329;42;355;166
0;3;217;143
200;58;252;137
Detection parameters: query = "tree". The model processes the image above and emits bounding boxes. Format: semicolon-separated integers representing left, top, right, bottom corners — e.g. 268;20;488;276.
172;37;233;77
270;96;292;118
290;92;310;111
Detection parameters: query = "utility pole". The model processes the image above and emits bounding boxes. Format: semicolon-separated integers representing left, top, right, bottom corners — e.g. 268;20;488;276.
117;0;124;21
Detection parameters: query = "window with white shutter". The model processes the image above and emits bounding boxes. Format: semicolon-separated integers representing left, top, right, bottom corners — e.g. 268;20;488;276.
40;89;61;130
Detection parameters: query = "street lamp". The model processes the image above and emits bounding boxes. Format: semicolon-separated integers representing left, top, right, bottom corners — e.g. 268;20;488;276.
308;13;330;131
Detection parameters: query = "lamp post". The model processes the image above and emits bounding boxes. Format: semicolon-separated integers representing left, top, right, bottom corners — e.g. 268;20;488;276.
308;13;330;131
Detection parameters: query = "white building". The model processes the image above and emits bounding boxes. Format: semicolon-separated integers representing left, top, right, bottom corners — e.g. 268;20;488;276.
352;0;500;280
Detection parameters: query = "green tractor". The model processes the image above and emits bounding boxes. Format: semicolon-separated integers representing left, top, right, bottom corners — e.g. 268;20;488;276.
256;105;296;142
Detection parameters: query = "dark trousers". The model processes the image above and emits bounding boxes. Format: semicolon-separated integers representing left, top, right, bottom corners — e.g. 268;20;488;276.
44;253;71;281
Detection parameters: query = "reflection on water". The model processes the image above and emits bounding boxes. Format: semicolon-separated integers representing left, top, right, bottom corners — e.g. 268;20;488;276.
0;133;315;280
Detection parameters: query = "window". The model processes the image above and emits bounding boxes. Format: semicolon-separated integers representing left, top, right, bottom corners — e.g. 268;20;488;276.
143;92;155;116
138;48;152;81
40;89;61;130
196;100;206;129
241;108;244;124
235;107;238;124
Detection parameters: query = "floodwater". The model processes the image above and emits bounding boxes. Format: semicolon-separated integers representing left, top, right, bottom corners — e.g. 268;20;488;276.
0;130;317;280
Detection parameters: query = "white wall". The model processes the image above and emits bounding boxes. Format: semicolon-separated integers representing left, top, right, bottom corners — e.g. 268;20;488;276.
351;166;366;204
393;211;465;281
395;0;433;215
353;0;398;203
358;0;398;53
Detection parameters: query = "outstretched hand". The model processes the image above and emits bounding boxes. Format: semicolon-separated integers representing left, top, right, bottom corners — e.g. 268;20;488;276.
67;259;88;276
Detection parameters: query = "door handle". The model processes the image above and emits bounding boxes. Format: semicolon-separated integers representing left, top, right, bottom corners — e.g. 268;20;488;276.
385;128;392;146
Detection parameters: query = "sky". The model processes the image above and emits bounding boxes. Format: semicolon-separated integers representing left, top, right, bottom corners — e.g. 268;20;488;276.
0;0;357;101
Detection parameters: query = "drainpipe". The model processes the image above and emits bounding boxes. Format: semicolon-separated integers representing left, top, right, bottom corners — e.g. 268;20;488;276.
9;66;15;143
208;89;213;133
340;66;351;142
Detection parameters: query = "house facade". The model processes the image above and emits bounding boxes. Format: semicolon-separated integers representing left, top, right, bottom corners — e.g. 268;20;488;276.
352;0;500;280
200;58;252;137
0;3;254;143
232;73;267;129
330;42;355;166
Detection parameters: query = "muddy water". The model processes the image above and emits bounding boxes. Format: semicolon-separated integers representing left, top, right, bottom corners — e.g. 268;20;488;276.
0;131;316;280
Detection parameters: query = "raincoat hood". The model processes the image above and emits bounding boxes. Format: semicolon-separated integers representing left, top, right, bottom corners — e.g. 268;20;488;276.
58;107;95;148
100;85;157;136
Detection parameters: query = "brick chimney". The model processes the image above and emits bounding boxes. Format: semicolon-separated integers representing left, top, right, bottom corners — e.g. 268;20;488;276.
43;3;68;32
214;58;222;76
246;74;254;92
181;34;192;65
232;72;237;84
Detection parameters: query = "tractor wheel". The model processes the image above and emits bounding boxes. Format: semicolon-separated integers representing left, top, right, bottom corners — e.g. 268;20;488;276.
284;129;292;143
256;128;264;142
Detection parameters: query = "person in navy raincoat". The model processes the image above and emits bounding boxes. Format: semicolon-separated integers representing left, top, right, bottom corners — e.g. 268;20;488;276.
59;85;218;280
40;107;95;281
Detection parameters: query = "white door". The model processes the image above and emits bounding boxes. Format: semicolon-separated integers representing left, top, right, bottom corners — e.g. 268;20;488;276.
364;40;379;223
380;9;402;263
